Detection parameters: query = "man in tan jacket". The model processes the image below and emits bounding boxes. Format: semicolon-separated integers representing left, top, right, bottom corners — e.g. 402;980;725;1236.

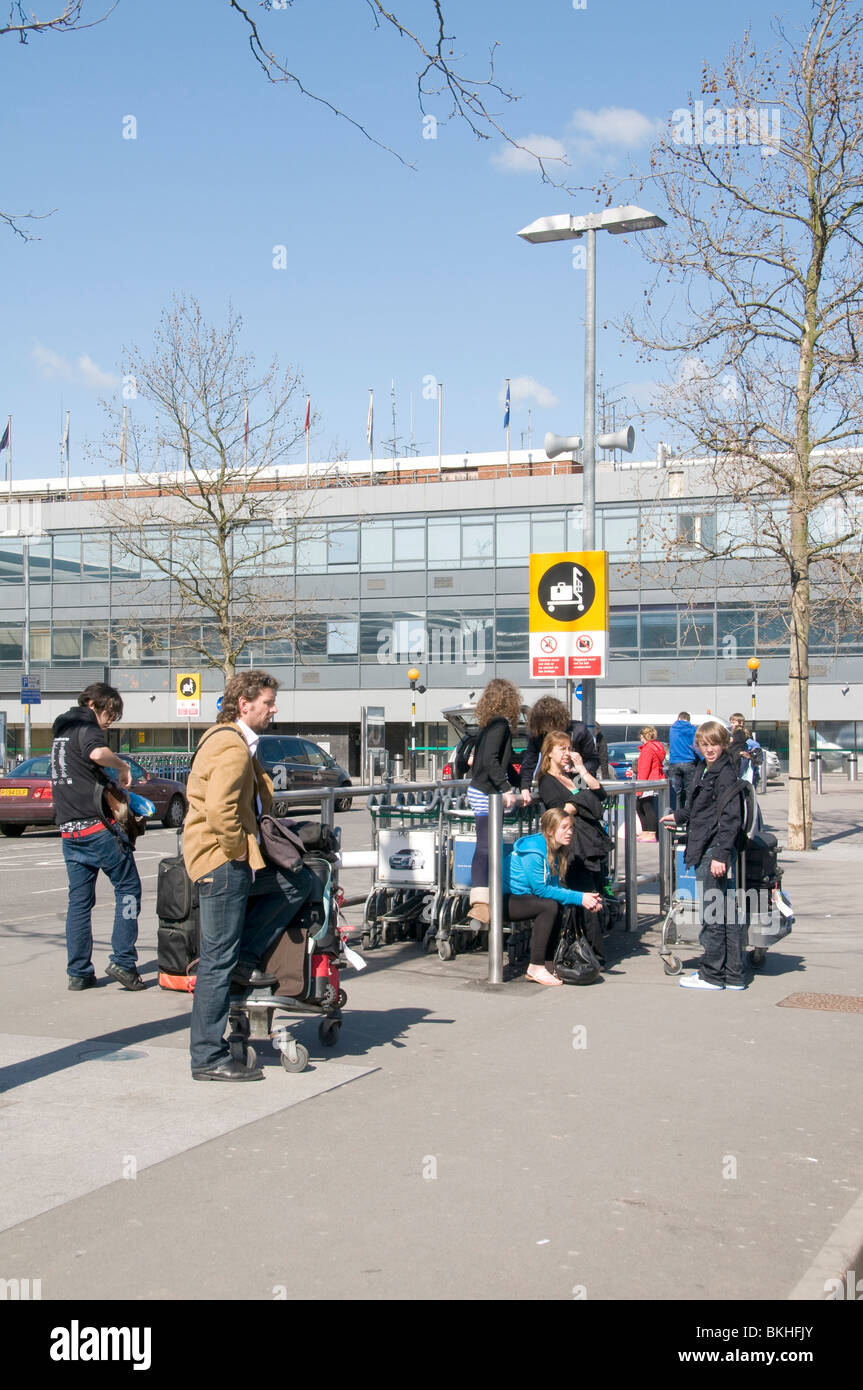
186;671;314;1082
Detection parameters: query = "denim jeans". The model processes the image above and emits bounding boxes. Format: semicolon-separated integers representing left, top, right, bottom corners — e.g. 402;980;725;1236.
668;761;697;812
696;852;744;987
62;829;142;978
190;859;315;1070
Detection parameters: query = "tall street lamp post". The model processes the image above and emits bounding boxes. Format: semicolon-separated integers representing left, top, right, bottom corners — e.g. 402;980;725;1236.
517;205;666;733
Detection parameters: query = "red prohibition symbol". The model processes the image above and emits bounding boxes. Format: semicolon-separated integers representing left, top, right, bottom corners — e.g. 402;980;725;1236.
540;635;557;653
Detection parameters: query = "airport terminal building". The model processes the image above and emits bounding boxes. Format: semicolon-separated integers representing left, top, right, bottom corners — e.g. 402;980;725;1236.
1;448;859;771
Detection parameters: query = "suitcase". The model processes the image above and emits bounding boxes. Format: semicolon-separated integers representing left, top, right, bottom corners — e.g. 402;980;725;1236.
156;852;200;992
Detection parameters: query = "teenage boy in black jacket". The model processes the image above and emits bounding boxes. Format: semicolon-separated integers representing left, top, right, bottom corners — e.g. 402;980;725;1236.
661;720;746;991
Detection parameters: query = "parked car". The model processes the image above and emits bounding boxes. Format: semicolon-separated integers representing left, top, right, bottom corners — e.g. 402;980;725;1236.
606;741;641;780
255;735;353;811
0;754;187;835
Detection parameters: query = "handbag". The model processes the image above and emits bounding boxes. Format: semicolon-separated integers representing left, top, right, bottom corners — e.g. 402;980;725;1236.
553;904;602;985
258;814;307;872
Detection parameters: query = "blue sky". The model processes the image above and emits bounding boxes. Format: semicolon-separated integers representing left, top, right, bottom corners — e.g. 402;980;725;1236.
1;0;805;480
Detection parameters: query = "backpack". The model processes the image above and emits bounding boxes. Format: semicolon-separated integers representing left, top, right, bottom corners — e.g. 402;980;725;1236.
454;731;479;780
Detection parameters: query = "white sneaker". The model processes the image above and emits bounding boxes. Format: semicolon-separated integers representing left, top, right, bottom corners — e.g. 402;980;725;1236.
679;972;724;990
725;983;746;991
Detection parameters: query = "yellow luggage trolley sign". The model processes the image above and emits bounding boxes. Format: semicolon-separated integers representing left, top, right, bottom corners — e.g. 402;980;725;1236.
528;551;609;680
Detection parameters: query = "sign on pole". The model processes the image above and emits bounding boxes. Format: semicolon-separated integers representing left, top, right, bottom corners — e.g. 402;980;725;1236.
529;551;609;680
176;672;201;719
20;674;41;705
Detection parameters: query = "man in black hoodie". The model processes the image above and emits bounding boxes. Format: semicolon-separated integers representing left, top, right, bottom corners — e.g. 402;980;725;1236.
51;683;145;992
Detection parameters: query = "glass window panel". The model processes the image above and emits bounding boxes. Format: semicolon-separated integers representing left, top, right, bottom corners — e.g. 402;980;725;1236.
140;530;170;578
0;539;23;583
531;515;565;554
494;608;529;662
602;509;639;559
715;506;758;557
53;534;82;579
83;626;109;662
393;521;425;568
679;609;715;653
428;519;461;567
641;609;678;653
677;510;716;552
462;521;494;565
80;533;110;579
361;612;425;662
717;604;755;657
328;525;358;567
757;610;788;653
111;628;141;665
361;521;392;571
327;619;358;658
296;619;327;659
302;741;327;767
567;507;584;550
52;627;81;661
496;515;529;565
609;610;638;652
233;525;265;573
296;528;328;573
168;625;198;665
639;506;678;559
0;626;22;662
30;628;50;662
29;539;51;584
264;628;294;662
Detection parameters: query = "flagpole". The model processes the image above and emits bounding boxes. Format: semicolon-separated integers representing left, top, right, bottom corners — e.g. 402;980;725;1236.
505;377;511;478
305;394;310;484
367;388;374;482
121;405;128;498
437;381;443;480
5;416;10;501
64;410;70;489
243;395;249;469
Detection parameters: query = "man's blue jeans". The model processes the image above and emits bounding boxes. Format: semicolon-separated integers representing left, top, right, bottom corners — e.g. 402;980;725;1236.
696;853;744;987
190;859;315;1070
62;829;142;978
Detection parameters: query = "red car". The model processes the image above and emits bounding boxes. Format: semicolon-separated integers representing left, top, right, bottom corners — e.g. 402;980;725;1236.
0;754;187;836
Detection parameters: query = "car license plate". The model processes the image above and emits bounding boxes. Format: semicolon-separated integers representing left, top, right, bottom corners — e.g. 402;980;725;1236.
0;788;28;796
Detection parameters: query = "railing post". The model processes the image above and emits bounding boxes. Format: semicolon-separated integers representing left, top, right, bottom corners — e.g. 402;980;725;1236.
657;782;671;915
624;788;638;932
320;788;335;833
487;792;504;985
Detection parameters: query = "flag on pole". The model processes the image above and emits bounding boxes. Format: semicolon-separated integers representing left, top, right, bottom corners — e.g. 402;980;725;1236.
62;412;70;479
504;382;511;430
366;389;374;450
0;422;9;454
304;397;310;434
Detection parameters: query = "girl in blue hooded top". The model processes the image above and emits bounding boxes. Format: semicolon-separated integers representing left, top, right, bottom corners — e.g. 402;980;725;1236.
508;806;603;986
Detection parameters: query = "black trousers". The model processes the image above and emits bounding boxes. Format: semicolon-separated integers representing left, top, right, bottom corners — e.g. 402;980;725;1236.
505;893;561;966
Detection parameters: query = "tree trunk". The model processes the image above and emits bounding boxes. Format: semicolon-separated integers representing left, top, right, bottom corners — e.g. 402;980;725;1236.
786;540;812;850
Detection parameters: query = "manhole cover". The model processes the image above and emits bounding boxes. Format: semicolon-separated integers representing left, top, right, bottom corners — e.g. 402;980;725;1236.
76;1048;149;1061
777;993;863;1014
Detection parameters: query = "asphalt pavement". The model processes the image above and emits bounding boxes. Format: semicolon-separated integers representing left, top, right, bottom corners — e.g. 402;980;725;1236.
0;777;861;1307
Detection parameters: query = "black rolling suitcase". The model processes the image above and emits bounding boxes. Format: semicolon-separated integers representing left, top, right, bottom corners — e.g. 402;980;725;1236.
156;851;200;992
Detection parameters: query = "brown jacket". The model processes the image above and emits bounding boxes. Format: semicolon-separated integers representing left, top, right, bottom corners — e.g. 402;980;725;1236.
182;724;273;883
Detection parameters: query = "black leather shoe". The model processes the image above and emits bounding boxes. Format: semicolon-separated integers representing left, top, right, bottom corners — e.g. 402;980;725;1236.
230;964;278;992
68;974;97;991
105;962;147;991
191;1057;264;1082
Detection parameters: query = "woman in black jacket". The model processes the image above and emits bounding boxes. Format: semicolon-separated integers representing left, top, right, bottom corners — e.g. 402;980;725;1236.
537;732;611;963
661;720;746;991
466;679;520;923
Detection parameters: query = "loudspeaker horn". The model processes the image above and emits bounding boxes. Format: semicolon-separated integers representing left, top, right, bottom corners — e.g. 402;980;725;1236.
544;431;583;459
597;425;635;453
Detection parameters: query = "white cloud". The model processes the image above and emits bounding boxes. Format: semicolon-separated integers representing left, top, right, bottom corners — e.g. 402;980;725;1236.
568;107;662;155
32;343;119;390
501;376;560;410
490;134;568;174
492;108;662;174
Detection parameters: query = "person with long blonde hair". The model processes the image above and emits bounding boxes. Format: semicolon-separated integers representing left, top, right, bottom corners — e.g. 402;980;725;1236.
507;807;602;986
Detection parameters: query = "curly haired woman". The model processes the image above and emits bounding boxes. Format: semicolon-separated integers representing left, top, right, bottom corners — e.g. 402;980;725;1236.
466;679;521;924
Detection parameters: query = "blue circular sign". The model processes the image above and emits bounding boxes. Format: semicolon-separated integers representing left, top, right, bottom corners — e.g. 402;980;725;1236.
574;683;583;701
216;696;223;712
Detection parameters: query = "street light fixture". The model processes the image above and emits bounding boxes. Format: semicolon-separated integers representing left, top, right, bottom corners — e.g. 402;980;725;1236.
518;204;666;733
407;667;425;781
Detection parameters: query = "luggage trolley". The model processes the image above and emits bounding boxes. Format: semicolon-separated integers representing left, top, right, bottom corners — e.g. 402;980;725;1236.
659;783;793;977
430;794;541;963
361;788;444;949
227;838;350;1075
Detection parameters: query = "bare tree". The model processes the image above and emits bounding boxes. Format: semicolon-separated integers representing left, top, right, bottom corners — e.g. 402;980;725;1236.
99;295;331;680
625;0;863;850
